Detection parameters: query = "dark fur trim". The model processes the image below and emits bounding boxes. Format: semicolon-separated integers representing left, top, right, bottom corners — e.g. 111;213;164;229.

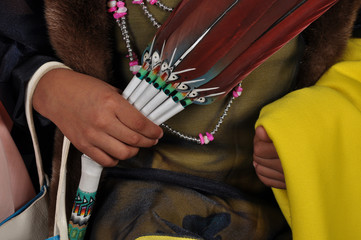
44;0;114;81
297;0;361;88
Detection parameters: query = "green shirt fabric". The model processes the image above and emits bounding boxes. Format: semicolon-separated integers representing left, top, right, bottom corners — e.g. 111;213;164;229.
115;0;301;192
92;1;301;239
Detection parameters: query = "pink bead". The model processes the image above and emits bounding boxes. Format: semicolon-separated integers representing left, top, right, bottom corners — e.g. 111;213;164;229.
149;0;158;4
232;90;239;98
108;6;117;12
117;1;125;7
206;132;214;141
199;133;205;145
236;86;243;92
129;61;138;66
132;0;143;4
117;6;127;12
113;12;126;19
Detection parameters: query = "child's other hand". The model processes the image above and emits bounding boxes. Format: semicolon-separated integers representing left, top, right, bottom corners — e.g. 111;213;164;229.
33;68;163;167
253;126;286;189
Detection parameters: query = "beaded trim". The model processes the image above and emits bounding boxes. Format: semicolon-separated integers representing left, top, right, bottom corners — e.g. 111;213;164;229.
108;0;173;73
108;0;243;144
161;83;243;145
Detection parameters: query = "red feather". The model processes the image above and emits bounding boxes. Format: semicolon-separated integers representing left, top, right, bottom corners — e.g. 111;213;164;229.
123;0;339;124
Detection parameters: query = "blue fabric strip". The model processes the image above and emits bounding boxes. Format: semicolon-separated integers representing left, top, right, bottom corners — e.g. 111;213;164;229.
46;235;60;240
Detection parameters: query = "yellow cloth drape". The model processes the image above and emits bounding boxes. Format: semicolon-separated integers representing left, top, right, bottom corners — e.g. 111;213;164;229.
256;38;361;239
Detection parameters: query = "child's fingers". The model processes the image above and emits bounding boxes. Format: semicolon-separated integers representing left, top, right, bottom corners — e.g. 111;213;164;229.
254;126;278;158
254;126;272;143
254;160;285;182
253;126;286;189
254;161;286;189
253;154;284;174
255;171;286;189
253;141;279;159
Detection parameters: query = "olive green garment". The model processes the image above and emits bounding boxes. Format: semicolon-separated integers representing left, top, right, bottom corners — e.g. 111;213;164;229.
95;0;300;239
114;0;300;191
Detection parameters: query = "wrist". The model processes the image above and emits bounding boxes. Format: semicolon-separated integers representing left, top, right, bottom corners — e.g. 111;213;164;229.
30;63;71;119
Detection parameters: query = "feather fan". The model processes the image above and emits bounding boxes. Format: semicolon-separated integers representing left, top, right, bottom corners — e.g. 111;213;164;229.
123;0;338;124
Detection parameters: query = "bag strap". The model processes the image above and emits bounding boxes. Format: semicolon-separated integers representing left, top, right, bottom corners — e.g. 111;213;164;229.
54;137;70;239
25;62;72;239
25;61;71;189
25;76;46;188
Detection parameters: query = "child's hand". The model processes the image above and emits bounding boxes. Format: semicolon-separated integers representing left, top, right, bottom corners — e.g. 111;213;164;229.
33;68;163;167
253;126;286;189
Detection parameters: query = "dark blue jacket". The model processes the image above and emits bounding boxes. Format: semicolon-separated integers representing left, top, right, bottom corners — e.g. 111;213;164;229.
0;0;57;188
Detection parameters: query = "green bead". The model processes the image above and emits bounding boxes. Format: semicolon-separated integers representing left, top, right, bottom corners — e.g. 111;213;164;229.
172;92;186;103
153;77;167;89
163;84;176;95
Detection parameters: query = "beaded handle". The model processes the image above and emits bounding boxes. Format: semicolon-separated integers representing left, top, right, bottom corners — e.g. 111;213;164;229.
68;155;103;240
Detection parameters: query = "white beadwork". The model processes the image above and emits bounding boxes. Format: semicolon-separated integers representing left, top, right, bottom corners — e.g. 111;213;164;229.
161;82;241;144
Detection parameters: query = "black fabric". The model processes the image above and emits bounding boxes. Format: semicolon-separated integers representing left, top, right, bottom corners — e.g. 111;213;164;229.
0;0;57;127
104;167;264;201
0;0;52;51
0;0;58;187
353;9;361;37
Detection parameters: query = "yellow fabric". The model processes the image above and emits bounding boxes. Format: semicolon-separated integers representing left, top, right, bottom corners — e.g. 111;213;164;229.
256;38;361;239
136;236;201;240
